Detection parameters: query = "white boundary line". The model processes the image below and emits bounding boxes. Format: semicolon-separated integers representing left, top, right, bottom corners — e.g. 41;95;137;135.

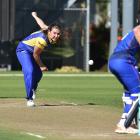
0;73;114;77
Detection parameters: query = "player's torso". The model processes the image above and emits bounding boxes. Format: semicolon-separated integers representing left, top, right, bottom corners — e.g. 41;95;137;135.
17;31;50;53
110;31;140;65
114;31;140;55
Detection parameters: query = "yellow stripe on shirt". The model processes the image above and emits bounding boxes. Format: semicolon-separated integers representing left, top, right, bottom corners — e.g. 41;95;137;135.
22;37;47;49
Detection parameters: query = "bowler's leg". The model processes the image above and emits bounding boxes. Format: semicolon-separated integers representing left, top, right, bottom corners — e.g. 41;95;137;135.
16;51;42;106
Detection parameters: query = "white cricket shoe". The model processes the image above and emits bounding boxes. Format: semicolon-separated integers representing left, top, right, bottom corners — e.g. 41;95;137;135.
27;100;35;107
115;124;138;134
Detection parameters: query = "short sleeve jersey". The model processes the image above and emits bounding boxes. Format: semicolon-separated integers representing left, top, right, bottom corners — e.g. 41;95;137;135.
17;31;50;53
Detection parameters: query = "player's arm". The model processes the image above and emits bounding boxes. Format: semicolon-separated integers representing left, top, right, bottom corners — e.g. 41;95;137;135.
133;25;140;44
33;46;48;71
31;12;48;30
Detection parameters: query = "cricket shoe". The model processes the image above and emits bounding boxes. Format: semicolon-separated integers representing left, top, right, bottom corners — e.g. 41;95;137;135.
27;100;35;107
115;124;138;134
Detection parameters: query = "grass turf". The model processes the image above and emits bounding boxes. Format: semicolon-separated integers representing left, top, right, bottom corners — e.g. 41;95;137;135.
0;72;124;140
0;72;123;108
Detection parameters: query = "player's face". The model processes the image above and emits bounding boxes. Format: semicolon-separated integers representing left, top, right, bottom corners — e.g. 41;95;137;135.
48;28;61;44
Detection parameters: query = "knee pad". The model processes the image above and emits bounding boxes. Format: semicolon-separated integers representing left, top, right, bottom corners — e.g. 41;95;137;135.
131;93;138;101
122;92;132;104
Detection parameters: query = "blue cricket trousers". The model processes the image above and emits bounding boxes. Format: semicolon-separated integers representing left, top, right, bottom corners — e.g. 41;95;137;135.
108;53;140;94
16;50;42;100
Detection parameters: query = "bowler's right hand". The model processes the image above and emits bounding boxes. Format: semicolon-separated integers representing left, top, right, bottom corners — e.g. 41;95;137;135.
40;66;48;72
31;12;37;17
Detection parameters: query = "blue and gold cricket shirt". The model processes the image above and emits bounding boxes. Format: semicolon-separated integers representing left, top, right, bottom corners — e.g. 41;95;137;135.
16;30;50;53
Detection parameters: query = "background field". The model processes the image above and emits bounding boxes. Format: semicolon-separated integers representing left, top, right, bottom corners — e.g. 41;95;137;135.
0;72;139;140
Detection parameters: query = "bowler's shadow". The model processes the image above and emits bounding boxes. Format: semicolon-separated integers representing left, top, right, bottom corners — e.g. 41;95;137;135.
39;102;96;107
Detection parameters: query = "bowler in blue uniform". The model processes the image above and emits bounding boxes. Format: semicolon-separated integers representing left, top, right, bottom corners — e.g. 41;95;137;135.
108;25;140;134
16;12;61;107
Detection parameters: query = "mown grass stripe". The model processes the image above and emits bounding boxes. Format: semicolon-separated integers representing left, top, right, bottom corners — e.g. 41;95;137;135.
0;73;114;77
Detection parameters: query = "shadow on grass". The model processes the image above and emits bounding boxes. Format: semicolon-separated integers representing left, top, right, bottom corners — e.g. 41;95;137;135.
39;102;97;107
0;97;23;99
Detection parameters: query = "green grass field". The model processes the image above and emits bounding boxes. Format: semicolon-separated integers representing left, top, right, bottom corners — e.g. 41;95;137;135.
0;72;123;108
0;72;125;140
